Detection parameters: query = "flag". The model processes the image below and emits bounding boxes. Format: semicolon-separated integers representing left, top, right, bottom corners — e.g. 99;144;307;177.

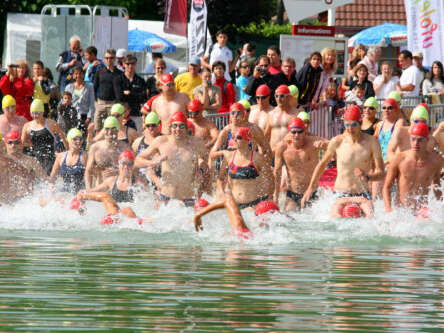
404;0;444;66
189;0;208;59
164;0;187;37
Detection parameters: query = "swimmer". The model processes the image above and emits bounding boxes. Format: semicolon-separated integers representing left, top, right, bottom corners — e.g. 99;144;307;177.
248;84;274;132
288;84;299;108
186;99;219;149
0;153;35;204
0;95;27;138
361;97;380;136
274;117;327;211
151;74;190;134
4;129;48;183
135;111;205;207
84;116;128;190
217;127;274;207
302;105;384;208
432;121;444;155
330;197;374;219
383;122;443;213
264;84;302;152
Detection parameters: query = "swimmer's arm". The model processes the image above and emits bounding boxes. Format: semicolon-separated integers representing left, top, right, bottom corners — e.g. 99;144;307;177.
264;115;271;143
92;128;105;143
131;137;142;153
373;121;382;138
194;200;226;231
49;153;63;185
216;152;229;200
252;126;272;162
21;123;32;148
84;145;96;190
432;163;442;200
88;177;113;192
146;167;162;190
207;125;219;149
273;144;284;202
370;137;385;181
382;156;400;212
135;138;161;168
210;128;228;155
50;121;68;150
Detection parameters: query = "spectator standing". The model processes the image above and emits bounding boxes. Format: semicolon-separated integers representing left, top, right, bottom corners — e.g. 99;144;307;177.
296;52;323;105
193;68;221;116
268;57;299;106
32;61;52;117
359;46;381;82
212;61;235;113
244;55;272;105
202;30;233;82
93;49;123;132
422;61;444;104
412;51;429;82
373;61;399;99
267;45;282;75
345;64;375;99
397;50;422;97
236;43;256;70
348;44;367;78
144;53;178;77
314;48;337;102
118;54;146;132
65;66;95;133
56;35;84;92
236;60;251;101
0;60;34;121
57;91;79;134
116;49;127;72
83;46;105;84
146;58;166;99
175;56;202;100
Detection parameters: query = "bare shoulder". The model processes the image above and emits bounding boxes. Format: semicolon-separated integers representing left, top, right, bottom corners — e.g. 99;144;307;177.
274;140;288;155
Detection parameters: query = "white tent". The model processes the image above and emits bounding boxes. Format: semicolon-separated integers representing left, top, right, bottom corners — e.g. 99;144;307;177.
2;13;42;67
2;13;212;74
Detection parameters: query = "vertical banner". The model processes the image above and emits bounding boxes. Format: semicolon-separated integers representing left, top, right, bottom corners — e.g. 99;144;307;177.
404;0;444;66
164;0;188;37
189;0;208;60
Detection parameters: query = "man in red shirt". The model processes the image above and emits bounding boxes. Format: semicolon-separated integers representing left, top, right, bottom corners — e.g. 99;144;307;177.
212;61;235;113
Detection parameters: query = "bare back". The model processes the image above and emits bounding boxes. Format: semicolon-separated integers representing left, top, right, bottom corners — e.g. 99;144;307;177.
152;92;190;134
249;105;273;132
267;106;299;150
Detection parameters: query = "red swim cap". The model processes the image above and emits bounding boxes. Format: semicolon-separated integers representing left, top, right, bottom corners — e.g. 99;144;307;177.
235;127;252;142
383;98;399;111
119;149;135;161
230;102;245;113
341;203;362;218
344;105;362;121
418;102;429;112
410;122;429;138
188;99;203;112
160;73;174;85
4;129;21;143
100;213;118;225
169;111;187;124
187;120;195;135
275;84;290;95
194;198;209;210
69;197;82;210
288;117;305;131
255;201;280;216
256;84;270;96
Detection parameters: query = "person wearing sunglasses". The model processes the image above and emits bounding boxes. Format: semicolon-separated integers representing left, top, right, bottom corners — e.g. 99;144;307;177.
187;99;219;150
432;121;444;155
135;111;206;207
274;117;327;211
0;95;27;138
386;105;438;163
49;128;87;194
383;122;443;215
151;74;190;135
264;84;301;153
248;85;273;132
302;105;384;210
4;129;47;183
361;97;380;136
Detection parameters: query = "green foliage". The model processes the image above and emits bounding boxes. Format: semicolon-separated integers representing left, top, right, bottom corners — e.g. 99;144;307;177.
237;21;292;39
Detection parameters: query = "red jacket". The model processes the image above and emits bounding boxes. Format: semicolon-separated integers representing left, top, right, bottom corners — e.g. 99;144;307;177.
214;78;235;113
0;75;34;121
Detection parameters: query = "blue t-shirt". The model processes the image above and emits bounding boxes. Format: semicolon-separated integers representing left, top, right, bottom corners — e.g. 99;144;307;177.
84;60;105;83
236;75;251;101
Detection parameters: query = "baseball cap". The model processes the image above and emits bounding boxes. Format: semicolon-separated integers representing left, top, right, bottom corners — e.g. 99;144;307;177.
116;48;127;58
189;56;201;66
412;51;423;58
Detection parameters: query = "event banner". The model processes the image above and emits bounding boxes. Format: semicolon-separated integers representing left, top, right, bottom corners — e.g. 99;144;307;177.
404;0;444;66
189;0;208;60
164;0;187;37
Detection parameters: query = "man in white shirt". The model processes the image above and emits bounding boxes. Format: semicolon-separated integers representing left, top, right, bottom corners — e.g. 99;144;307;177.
201;30;233;82
373;61;399;99
397;50;422;97
359;46;381;82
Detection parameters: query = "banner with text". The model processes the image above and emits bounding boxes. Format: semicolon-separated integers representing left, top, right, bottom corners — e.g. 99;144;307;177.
404;0;444;66
189;0;207;60
164;0;187;37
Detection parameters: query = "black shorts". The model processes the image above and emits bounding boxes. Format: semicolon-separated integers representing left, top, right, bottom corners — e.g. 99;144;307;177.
238;195;269;210
286;190;318;206
335;191;372;200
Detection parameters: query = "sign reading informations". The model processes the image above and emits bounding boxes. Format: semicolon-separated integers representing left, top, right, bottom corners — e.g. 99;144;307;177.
283;0;354;23
293;25;335;37
189;0;207;60
404;0;444;66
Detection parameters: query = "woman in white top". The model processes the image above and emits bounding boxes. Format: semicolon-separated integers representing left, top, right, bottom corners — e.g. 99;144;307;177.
314;47;337;102
422;61;444;104
373;61;399;99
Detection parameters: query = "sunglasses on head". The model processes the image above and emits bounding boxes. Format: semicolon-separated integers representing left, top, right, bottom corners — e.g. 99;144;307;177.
290;128;304;134
7;140;20;145
171;123;186;129
119;160;134;167
382;106;394;110
275;94;288;98
412;119;427;124
344;121;360;128
256;95;269;100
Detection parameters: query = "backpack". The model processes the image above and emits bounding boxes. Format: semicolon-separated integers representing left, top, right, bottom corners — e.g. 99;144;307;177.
223;80;240;102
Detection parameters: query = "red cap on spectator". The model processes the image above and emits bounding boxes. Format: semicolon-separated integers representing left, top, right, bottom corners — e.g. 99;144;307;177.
275;84;290;95
341;203;362;218
187;99;203;112
169;111;187;124
256;84;270;96
410;122;429;138
160;74;174;85
288;117;305;131
255;201;280;216
119;150;135;161
344;105;362;121
4;129;21;143
235;127;252;142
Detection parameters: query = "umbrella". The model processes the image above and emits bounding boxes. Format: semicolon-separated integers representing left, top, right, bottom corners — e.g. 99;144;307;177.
348;23;407;47
128;29;177;53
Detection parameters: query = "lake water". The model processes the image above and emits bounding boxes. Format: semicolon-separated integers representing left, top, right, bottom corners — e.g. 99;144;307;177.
0;192;443;331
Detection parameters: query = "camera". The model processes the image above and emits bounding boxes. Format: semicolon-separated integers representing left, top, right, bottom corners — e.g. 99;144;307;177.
257;67;267;74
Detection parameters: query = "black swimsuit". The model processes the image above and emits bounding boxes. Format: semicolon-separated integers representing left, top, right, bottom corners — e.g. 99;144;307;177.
361;119;378;136
29;120;56;175
228;150;260;179
111;179;134;203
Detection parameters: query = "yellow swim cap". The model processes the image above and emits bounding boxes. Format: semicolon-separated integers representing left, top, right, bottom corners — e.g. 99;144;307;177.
239;99;251;110
410;105;429;121
364;97;379;110
103;116;119;129
67;128;83;144
145;112;160;125
110;103;125;115
289;85;299;99
2;95;16;109
388;91;402;104
30;99;45;113
297;111;310;121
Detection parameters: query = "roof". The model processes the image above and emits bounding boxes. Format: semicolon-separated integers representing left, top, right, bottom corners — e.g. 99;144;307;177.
335;0;406;28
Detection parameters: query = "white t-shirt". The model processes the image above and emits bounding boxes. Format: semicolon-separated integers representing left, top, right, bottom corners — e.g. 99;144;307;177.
400;65;422;97
205;43;233;81
373;75;399;99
